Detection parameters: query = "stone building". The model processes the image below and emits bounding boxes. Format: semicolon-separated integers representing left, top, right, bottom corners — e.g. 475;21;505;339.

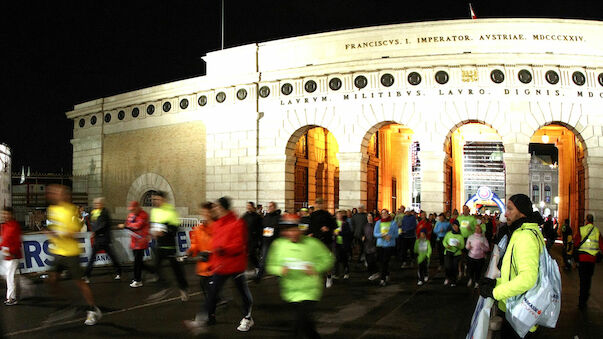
66;19;603;230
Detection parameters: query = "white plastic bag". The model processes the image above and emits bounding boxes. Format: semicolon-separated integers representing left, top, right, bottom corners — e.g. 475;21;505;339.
505;230;561;338
466;235;508;339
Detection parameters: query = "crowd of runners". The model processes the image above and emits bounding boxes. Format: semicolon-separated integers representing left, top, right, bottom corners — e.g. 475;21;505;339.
0;184;601;338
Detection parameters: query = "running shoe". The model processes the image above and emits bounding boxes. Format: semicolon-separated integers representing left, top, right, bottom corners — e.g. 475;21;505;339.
343;274;350;280
424;276;429;283
129;281;143;288
467;279;473;287
325;277;333;288
180;289;189;302
84;307;102;326
450;283;457;287
81;276;90;284
4;299;17;306
237;317;254;332
417;280;423;286
379;280;386;287
114;274;121;280
443;279;450;286
368;273;380;281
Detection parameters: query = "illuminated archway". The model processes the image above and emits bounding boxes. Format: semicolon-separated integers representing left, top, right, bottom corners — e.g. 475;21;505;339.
361;122;416;213
445;121;505;214
287;126;339;213
530;123;585;231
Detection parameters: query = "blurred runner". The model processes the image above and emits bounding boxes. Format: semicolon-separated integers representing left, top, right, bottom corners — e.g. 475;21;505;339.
82;197;122;283
266;214;334;338
414;229;431;286
257;201;280;281
242;202;262;276
186;202;215;299
333;210;352;280
309;198;337;288
147;191;188;302
118;201;153;287
45;184;101;326
0;207;23;305
184;197;254;334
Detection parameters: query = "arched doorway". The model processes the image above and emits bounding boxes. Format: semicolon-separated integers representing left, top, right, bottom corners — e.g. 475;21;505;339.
364;123;417;213
291;126;339;212
445;122;505;214
530;124;585;230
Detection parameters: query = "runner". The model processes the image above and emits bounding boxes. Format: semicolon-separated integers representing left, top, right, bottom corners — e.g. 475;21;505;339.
185;202;215;299
148;191;188;302
414;229;432;286
82;197;122;283
442;222;464;287
184;197;254;334
333;210;352;280
45;184;102;325
0;207;23;305
266;214;334;338
373;209;398;287
117;201;153;287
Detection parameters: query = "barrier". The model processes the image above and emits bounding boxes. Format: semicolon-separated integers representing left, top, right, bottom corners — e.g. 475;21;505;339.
15;226;196;274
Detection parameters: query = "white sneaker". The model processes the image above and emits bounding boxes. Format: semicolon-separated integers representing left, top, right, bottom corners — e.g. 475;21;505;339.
84;307;102;326
474;282;479;289
417;280;423;286
114;274;121;280
343;274;350;280
368;273;380;281
129;281;143;288
180;289;189;302
81;276;90;284
444;279;450;286
184;318;207;335
467;279;473;287
325;277;333;288
424;276;429;283
237;317;254;332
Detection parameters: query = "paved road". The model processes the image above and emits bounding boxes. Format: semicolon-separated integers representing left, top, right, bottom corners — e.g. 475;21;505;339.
1;244;602;338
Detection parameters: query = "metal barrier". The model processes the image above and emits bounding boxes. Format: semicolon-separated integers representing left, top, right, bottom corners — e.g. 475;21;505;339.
179;217;200;229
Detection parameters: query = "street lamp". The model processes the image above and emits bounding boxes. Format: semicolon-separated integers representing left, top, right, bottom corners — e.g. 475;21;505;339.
554;196;560;204
539;201;545;215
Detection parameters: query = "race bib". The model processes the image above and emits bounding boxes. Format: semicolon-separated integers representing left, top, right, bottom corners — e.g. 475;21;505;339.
419;241;428;252
461;220;470;228
448;238;459;247
263;227;274;237
285;258;310;270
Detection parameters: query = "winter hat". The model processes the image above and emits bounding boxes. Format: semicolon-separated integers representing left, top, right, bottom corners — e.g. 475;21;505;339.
279;214;300;229
508;194;533;218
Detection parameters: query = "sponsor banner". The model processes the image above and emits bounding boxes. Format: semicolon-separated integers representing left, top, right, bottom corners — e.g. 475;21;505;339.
13;226;194;274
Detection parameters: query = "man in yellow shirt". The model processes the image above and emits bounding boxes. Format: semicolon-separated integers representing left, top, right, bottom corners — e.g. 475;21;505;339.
46;184;102;326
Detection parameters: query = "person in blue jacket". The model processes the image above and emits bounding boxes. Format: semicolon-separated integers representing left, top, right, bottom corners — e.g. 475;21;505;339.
373;209;399;287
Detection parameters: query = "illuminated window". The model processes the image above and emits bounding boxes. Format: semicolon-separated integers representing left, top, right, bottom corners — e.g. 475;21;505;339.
532;184;540;203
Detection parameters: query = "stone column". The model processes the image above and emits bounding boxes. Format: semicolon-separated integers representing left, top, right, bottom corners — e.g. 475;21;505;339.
337;152;367;210
585;155;603;222
418;149;447;214
71;135;103;206
503;147;531;201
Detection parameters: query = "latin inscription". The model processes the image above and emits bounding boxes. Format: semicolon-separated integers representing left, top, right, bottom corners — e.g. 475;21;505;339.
344;32;585;50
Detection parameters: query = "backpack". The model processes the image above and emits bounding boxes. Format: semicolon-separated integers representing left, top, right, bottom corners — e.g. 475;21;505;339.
505;229;562;337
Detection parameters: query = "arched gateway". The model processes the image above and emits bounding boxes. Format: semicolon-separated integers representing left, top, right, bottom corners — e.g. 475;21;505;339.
67;19;603;232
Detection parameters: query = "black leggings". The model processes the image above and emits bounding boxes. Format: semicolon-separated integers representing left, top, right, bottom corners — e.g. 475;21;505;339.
335;244;349;276
377;247;395;280
444;253;460;283
466;257;485;283
205;272;253;319
84;241;121;277
154;247;188;290
291;301;320;338
132;248;155;282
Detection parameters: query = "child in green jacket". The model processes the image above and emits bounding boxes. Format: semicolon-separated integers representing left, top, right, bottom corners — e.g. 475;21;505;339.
414;229;432;285
443;223;465;287
266;214;334;338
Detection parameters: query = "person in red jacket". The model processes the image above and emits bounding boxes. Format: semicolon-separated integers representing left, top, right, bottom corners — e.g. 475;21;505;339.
185;197;254;334
118;201;153;288
1;207;23;305
416;211;433;240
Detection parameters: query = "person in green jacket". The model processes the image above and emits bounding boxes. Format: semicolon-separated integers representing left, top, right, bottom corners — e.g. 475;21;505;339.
443;222;464;287
479;194;543;339
266;214;334;338
414;229;432;286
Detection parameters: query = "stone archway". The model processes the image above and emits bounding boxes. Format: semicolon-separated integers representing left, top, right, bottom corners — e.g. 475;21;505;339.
126;173;175;206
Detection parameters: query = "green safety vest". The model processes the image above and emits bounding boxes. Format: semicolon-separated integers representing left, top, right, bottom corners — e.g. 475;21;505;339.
579;224;600;256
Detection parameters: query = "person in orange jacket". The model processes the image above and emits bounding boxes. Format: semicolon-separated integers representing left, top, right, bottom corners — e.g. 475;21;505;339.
186;202;215;299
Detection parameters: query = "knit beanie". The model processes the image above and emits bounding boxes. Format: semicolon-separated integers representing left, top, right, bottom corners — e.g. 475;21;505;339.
508;194;532;218
217;196;231;210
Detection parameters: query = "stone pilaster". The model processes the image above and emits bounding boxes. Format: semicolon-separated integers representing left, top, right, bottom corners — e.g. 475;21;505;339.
257;154;289;211
337;152;367;210
503;152;531;201
418;149;446;213
71;135;103;206
585;155;603;223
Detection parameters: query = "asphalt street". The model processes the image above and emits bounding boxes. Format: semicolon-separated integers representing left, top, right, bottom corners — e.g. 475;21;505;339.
1;244;601;338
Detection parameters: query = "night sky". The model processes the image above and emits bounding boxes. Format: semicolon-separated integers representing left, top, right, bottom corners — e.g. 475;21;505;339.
2;1;601;173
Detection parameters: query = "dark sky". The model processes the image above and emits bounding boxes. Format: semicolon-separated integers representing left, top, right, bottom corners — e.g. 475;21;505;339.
1;1;601;173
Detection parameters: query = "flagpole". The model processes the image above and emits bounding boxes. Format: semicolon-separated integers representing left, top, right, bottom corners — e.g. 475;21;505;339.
221;0;224;50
